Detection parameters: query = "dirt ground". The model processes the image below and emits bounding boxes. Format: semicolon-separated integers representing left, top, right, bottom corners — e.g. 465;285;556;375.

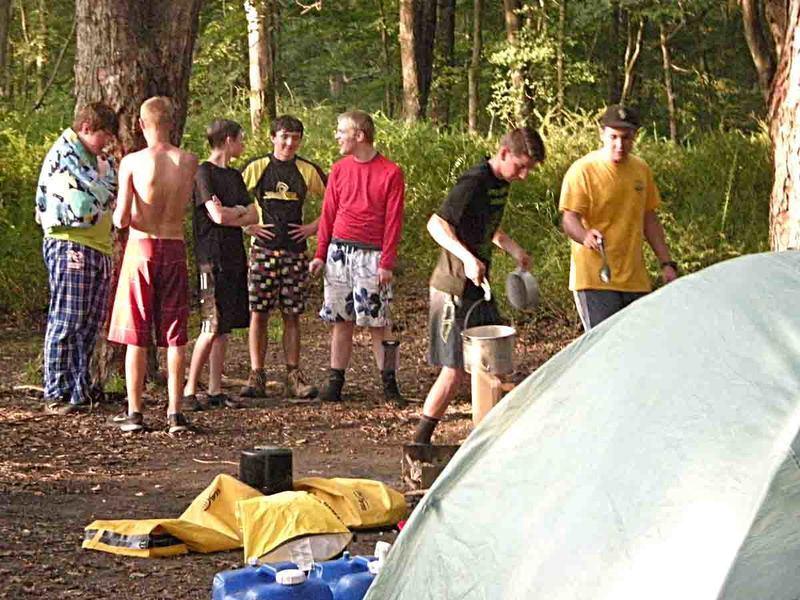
0;286;577;599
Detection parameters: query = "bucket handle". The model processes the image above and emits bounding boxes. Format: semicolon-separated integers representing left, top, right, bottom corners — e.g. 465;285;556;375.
463;279;491;332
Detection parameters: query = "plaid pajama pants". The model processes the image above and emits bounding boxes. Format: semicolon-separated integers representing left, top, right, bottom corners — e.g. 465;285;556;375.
43;238;111;405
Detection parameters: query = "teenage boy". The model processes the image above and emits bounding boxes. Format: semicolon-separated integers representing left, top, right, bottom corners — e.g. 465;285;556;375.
413;127;545;445
183;119;257;411
309;110;405;405
36;102;119;414
239;115;326;400
108;97;198;433
560;105;677;331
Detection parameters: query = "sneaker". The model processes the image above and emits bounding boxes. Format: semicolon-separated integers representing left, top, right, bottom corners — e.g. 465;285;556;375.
116;412;145;432
44;400;82;415
319;371;344;403
286;368;318;399
382;370;407;408
240;369;268;398
167;412;191;434
182;394;204;412
206;393;243;409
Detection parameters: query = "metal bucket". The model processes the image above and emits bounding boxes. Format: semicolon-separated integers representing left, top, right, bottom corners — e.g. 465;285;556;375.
462;324;516;374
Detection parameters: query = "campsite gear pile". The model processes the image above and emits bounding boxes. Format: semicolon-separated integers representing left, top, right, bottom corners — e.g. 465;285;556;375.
82;472;405;564
213;543;390;600
462;280;515;424
366;252;800;599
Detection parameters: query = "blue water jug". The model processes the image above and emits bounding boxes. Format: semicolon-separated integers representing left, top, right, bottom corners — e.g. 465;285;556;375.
212;563;332;600
330;566;377;600
309;552;380;600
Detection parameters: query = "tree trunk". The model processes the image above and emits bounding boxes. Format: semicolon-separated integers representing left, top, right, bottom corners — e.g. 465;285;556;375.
399;0;421;122
620;16;644;105
0;0;11;97
74;0;203;152
375;0;395;116
244;0;278;133
467;0;483;133
503;0;533;124
429;0;455;126
767;0;800;250
414;0;437;117
607;0;623;103
742;0;777;101
659;23;678;142
555;0;566;116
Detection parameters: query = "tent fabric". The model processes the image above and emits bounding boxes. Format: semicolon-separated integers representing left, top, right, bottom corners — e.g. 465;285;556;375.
367;252;800;600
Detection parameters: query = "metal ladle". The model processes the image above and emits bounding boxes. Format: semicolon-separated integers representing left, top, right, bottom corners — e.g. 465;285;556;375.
598;237;612;283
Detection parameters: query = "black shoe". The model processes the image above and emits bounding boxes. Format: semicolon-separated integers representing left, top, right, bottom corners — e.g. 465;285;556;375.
382;370;407;408
115;411;145;432
182;394;204;412
319;371;344;402
207;393;243;409
167;412;191;434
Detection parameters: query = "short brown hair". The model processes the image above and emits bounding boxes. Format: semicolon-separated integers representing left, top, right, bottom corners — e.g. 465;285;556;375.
206;119;243;148
500;127;546;162
73;102;119;136
338;110;375;143
270;115;304;138
140;96;174;127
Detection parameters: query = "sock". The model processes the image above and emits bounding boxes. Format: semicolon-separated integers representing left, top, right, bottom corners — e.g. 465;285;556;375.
413;415;439;444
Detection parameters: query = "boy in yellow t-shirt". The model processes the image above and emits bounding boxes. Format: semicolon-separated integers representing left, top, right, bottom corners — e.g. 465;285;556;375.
559;105;678;331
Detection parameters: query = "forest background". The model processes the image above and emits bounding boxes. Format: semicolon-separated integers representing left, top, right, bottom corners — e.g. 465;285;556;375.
0;0;777;320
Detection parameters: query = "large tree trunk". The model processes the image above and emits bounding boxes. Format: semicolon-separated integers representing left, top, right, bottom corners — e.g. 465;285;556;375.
399;0;421;122
467;0;483;133
429;0;455;126
742;0;777;101
766;0;800;250
414;0;437;117
74;0;203;152
0;0;11;97
244;0;278;133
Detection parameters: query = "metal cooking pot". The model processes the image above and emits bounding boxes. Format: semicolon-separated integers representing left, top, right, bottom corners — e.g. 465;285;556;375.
505;268;539;311
462;281;516;375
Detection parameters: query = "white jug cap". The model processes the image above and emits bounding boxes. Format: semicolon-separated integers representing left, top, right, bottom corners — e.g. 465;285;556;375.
368;560;383;576
276;569;306;585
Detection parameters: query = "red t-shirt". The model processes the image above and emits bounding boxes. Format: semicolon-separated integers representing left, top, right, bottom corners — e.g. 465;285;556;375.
315;153;405;270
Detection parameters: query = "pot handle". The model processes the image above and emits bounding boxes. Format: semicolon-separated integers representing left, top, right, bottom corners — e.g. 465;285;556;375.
464;278;491;331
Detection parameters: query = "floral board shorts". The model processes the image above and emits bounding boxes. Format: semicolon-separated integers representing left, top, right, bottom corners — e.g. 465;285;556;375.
319;241;391;327
248;246;309;314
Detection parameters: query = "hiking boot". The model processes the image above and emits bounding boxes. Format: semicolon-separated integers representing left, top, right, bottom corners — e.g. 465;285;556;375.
382;370;407;408
167;412;191;434
319;370;345;403
182;394;204;412
285;368;318;399
115;411;145;433
207;392;243;409
240;369;268;398
44;400;83;415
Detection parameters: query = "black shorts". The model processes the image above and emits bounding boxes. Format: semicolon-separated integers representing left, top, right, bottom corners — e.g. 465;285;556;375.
199;264;250;335
573;289;647;332
427;287;501;369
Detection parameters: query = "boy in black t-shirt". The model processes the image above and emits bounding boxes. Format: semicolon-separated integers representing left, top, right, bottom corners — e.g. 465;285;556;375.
413;128;546;445
183;120;258;410
239;115;327;400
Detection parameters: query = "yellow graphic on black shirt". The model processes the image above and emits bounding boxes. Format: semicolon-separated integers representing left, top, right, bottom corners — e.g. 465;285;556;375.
263;181;299;201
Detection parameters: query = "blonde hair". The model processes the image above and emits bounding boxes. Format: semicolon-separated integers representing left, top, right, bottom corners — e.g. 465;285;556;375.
140;96;175;128
338;110;375;143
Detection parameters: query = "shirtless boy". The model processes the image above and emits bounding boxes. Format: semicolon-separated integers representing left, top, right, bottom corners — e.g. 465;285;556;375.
108;97;199;433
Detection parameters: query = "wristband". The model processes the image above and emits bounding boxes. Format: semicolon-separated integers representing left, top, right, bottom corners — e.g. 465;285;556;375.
661;260;678;270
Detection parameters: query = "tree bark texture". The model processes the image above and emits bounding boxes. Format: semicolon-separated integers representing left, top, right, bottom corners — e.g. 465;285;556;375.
399;0;421;122
429;0;455;126
767;0;800;250
244;0;278;133
74;0;203;152
0;0;11;97
468;0;483;133
742;0;777;101
414;0;437;117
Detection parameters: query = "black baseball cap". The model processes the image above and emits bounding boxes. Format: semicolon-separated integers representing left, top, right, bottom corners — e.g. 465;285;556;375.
599;104;641;130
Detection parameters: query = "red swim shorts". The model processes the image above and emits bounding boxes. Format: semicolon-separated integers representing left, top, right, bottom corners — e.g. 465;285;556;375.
108;238;189;348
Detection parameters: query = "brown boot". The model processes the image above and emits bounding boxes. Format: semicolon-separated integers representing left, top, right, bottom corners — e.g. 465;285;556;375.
285;367;318;399
240;369;268;398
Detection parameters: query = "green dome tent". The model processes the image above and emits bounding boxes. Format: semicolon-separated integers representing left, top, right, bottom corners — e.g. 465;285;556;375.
368;252;800;600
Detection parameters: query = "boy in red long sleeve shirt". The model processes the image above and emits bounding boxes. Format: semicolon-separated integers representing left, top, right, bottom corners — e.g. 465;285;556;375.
309;110;405;404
